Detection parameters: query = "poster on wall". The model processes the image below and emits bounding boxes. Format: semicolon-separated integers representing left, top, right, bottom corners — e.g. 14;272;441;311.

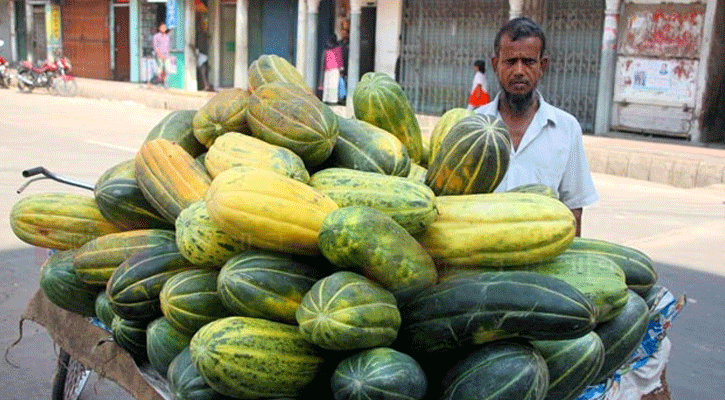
614;57;698;106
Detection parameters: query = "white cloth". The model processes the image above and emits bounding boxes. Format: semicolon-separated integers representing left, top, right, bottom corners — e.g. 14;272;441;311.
475;92;599;210
470;71;487;94
322;68;341;104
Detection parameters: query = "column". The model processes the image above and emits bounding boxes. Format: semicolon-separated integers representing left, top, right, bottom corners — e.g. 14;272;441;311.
296;0;307;75
129;0;140;82
24;0;32;62
233;0;248;89
508;0;524;20
593;0;621;135
346;0;361;107
184;0;197;91
305;0;320;90
9;0;18;61
209;0;220;89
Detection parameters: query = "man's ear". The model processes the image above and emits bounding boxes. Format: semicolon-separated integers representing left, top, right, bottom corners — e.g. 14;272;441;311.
540;56;549;73
490;57;498;74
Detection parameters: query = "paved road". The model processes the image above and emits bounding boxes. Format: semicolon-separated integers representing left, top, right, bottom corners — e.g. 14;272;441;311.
1;89;723;399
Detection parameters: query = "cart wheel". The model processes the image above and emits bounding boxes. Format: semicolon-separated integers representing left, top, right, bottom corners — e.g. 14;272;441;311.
51;349;91;400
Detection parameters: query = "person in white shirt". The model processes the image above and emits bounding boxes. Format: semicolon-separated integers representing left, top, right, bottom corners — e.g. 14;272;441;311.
474;17;598;236
467;59;490;110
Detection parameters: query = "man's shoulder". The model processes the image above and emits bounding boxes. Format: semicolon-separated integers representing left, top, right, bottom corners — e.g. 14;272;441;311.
540;98;580;131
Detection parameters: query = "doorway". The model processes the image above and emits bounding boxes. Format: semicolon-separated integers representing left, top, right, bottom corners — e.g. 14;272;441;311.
359;5;376;76
31;4;46;63
114;5;130;81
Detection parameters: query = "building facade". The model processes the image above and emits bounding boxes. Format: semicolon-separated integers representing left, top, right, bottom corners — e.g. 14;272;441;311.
1;0;722;143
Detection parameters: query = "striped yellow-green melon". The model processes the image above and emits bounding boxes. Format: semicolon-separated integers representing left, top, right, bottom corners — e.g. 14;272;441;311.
134;138;212;224
10;193;122;250
205;166;339;256
189;316;325;399
192;88;251;147
417;192;576;269
246;81;339;167
248;54;309;93
203;131;310;182
429;107;475;163
175;200;249;267
353;72;423;163
425;114;511;195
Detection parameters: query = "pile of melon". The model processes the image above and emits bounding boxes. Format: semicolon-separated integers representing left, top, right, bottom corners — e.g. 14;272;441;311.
10;54;662;400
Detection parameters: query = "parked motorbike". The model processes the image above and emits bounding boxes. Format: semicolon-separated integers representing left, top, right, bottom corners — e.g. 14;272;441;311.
16;55;77;96
0;40;11;88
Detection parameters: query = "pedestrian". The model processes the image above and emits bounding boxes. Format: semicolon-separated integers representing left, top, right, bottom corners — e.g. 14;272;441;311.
152;22;171;88
196;48;212;91
467;59;490;110
318;37;344;105
475;17;598;236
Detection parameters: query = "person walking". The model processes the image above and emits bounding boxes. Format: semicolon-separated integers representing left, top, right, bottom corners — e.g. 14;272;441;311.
475;17;598;236
152;22;171;88
467;59;490;110
319;37;344;105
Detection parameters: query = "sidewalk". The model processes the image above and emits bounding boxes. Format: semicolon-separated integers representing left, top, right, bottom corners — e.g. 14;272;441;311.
74;77;725;190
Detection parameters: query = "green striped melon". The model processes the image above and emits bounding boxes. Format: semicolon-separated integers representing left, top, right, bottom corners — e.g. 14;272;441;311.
532;332;605;400
296;271;401;351
331;347;427;400
193;88;251;147
425;114;511;195
168;347;234;400
326;116;411;177
39;249;100;317
146;316;193;376
159;268;230;336
309;168;438;236
111;315;148;360
145;109;207;157
353;72;423;163
189;316;325;399
428;107;474;163
440;341;549;400
246;82;339;167
217;250;323;324
248;54;309;93
175;200;248;267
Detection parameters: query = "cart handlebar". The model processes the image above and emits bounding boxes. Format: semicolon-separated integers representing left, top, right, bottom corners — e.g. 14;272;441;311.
17;166;95;193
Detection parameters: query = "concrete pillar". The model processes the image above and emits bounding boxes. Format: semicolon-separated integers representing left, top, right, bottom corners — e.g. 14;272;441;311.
305;0;320;90
233;0;248;89
129;0;140;82
184;0;197;91
296;0;307;75
593;0;622;135
24;0;32;63
346;0;361;108
9;0;18;61
691;0;718;143
508;0;524;20
375;0;403;78
209;0;220;89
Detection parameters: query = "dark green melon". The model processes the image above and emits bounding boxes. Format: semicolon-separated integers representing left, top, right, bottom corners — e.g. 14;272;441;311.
331;347;427;400
39;249;100;317
94;291;116;330
106;243;195;321
168;347;234;400
532;332;605;400
594;290;650;383
146;316;193;376
111;315;148;360
398;271;597;354
440;341;549;400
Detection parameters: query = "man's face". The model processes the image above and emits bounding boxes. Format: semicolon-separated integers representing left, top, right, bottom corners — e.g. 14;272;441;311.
491;34;548;98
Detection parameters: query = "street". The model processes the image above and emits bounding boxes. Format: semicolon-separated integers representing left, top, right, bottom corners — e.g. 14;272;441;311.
1;89;723;399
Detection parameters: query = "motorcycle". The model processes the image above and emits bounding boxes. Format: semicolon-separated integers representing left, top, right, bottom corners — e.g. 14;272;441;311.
0;40;11;88
16;54;77;96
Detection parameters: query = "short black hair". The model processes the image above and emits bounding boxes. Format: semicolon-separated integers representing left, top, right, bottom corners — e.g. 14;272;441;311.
474;59;486;73
494;17;546;57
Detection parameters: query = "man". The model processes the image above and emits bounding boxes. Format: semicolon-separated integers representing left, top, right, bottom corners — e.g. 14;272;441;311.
475;17;598;236
152;22;171;87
